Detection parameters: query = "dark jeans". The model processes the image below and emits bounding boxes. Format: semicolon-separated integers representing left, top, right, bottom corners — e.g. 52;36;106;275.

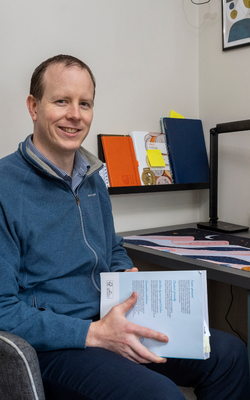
37;329;250;400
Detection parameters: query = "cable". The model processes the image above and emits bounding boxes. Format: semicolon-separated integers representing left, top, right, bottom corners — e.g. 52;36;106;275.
225;285;247;346
191;0;210;4
183;0;211;29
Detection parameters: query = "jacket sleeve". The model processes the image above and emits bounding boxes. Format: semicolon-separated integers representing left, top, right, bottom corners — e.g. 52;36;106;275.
0;204;92;351
0;171;134;351
110;232;134;272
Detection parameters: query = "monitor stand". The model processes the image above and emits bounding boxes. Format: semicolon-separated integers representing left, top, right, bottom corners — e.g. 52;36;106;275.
197;220;249;233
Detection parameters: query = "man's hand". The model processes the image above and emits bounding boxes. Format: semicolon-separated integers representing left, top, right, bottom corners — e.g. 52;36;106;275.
86;292;168;364
124;267;138;273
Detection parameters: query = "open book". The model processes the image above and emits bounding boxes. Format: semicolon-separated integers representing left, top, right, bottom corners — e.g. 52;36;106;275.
100;270;210;360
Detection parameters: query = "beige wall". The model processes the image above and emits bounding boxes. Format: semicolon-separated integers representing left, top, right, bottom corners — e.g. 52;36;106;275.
0;1;202;232
1;1;249;231
199;0;250;227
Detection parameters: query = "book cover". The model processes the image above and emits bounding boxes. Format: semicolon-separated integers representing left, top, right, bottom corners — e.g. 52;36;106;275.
101;135;141;187
130;131;173;185
160;118;209;184
100;270;210;360
97;134;129;162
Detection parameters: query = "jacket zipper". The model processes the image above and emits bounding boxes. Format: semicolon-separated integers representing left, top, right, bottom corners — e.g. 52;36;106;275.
75;194;101;292
21;142;102;292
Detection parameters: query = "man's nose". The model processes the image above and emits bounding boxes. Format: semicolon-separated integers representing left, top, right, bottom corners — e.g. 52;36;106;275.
67;104;81;120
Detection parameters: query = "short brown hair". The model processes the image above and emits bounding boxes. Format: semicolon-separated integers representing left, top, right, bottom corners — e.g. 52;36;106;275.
30;54;96;101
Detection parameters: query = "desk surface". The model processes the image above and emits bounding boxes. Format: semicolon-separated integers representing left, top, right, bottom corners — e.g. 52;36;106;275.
118;222;250;290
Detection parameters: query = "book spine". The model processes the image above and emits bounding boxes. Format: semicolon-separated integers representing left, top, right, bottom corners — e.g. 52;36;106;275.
130;132;145;186
128;137;141;186
160;118;175;184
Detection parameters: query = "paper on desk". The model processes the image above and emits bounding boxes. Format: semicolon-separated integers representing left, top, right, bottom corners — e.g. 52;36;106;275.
100;270;210;360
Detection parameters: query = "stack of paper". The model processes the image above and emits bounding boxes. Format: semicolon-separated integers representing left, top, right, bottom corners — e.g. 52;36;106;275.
101;270;210;360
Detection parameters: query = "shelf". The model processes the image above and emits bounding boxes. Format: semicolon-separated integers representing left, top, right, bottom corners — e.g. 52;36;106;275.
108;182;209;195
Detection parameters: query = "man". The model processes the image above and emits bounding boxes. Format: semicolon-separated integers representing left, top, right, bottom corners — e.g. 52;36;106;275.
0;54;249;399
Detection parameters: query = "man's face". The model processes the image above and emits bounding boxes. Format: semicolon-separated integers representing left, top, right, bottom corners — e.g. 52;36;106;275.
27;63;94;164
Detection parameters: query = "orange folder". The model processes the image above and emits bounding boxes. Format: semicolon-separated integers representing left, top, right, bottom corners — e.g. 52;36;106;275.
101;136;141;187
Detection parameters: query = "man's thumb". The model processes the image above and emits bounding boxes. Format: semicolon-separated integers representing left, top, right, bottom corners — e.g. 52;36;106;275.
120;292;138;314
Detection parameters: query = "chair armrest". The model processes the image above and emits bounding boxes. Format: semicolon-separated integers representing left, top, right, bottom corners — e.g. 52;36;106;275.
0;330;45;400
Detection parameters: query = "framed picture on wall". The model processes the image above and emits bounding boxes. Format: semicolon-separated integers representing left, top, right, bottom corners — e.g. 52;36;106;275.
222;0;250;50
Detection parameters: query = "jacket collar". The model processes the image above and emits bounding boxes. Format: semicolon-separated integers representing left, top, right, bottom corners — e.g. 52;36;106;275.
19;135;103;179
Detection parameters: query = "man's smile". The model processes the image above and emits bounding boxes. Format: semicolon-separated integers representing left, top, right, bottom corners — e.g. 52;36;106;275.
60;127;80;134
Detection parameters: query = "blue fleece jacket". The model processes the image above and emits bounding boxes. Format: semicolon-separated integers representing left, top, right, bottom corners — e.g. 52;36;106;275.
0;136;134;351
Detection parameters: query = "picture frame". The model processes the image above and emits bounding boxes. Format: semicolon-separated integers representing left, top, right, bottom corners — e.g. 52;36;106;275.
222;0;250;51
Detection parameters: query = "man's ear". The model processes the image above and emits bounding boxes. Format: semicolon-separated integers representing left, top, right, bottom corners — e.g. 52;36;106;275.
26;95;38;121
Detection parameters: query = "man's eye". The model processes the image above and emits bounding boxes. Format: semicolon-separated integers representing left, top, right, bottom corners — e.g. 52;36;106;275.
57;100;65;104
81;102;89;108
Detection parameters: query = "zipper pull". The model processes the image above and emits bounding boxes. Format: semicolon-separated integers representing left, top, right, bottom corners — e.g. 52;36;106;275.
75;194;81;205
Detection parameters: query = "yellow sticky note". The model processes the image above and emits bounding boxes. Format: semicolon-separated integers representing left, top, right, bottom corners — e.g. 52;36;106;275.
146;149;166;167
170;110;185;119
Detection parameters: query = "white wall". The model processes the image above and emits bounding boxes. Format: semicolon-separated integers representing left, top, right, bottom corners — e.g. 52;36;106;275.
0;1;203;232
199;0;250;227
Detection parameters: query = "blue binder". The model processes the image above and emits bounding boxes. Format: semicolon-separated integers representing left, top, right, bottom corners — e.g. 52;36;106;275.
161;117;209;184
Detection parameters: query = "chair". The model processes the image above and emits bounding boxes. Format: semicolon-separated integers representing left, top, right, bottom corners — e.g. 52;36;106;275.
0;330;196;400
179;386;197;399
0;330;45;400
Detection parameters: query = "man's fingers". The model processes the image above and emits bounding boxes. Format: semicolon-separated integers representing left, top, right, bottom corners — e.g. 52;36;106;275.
134;325;169;343
128;337;167;364
124;267;139;273
117;292;138;315
117;336;167;364
96;291;169;364
114;293;168;344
